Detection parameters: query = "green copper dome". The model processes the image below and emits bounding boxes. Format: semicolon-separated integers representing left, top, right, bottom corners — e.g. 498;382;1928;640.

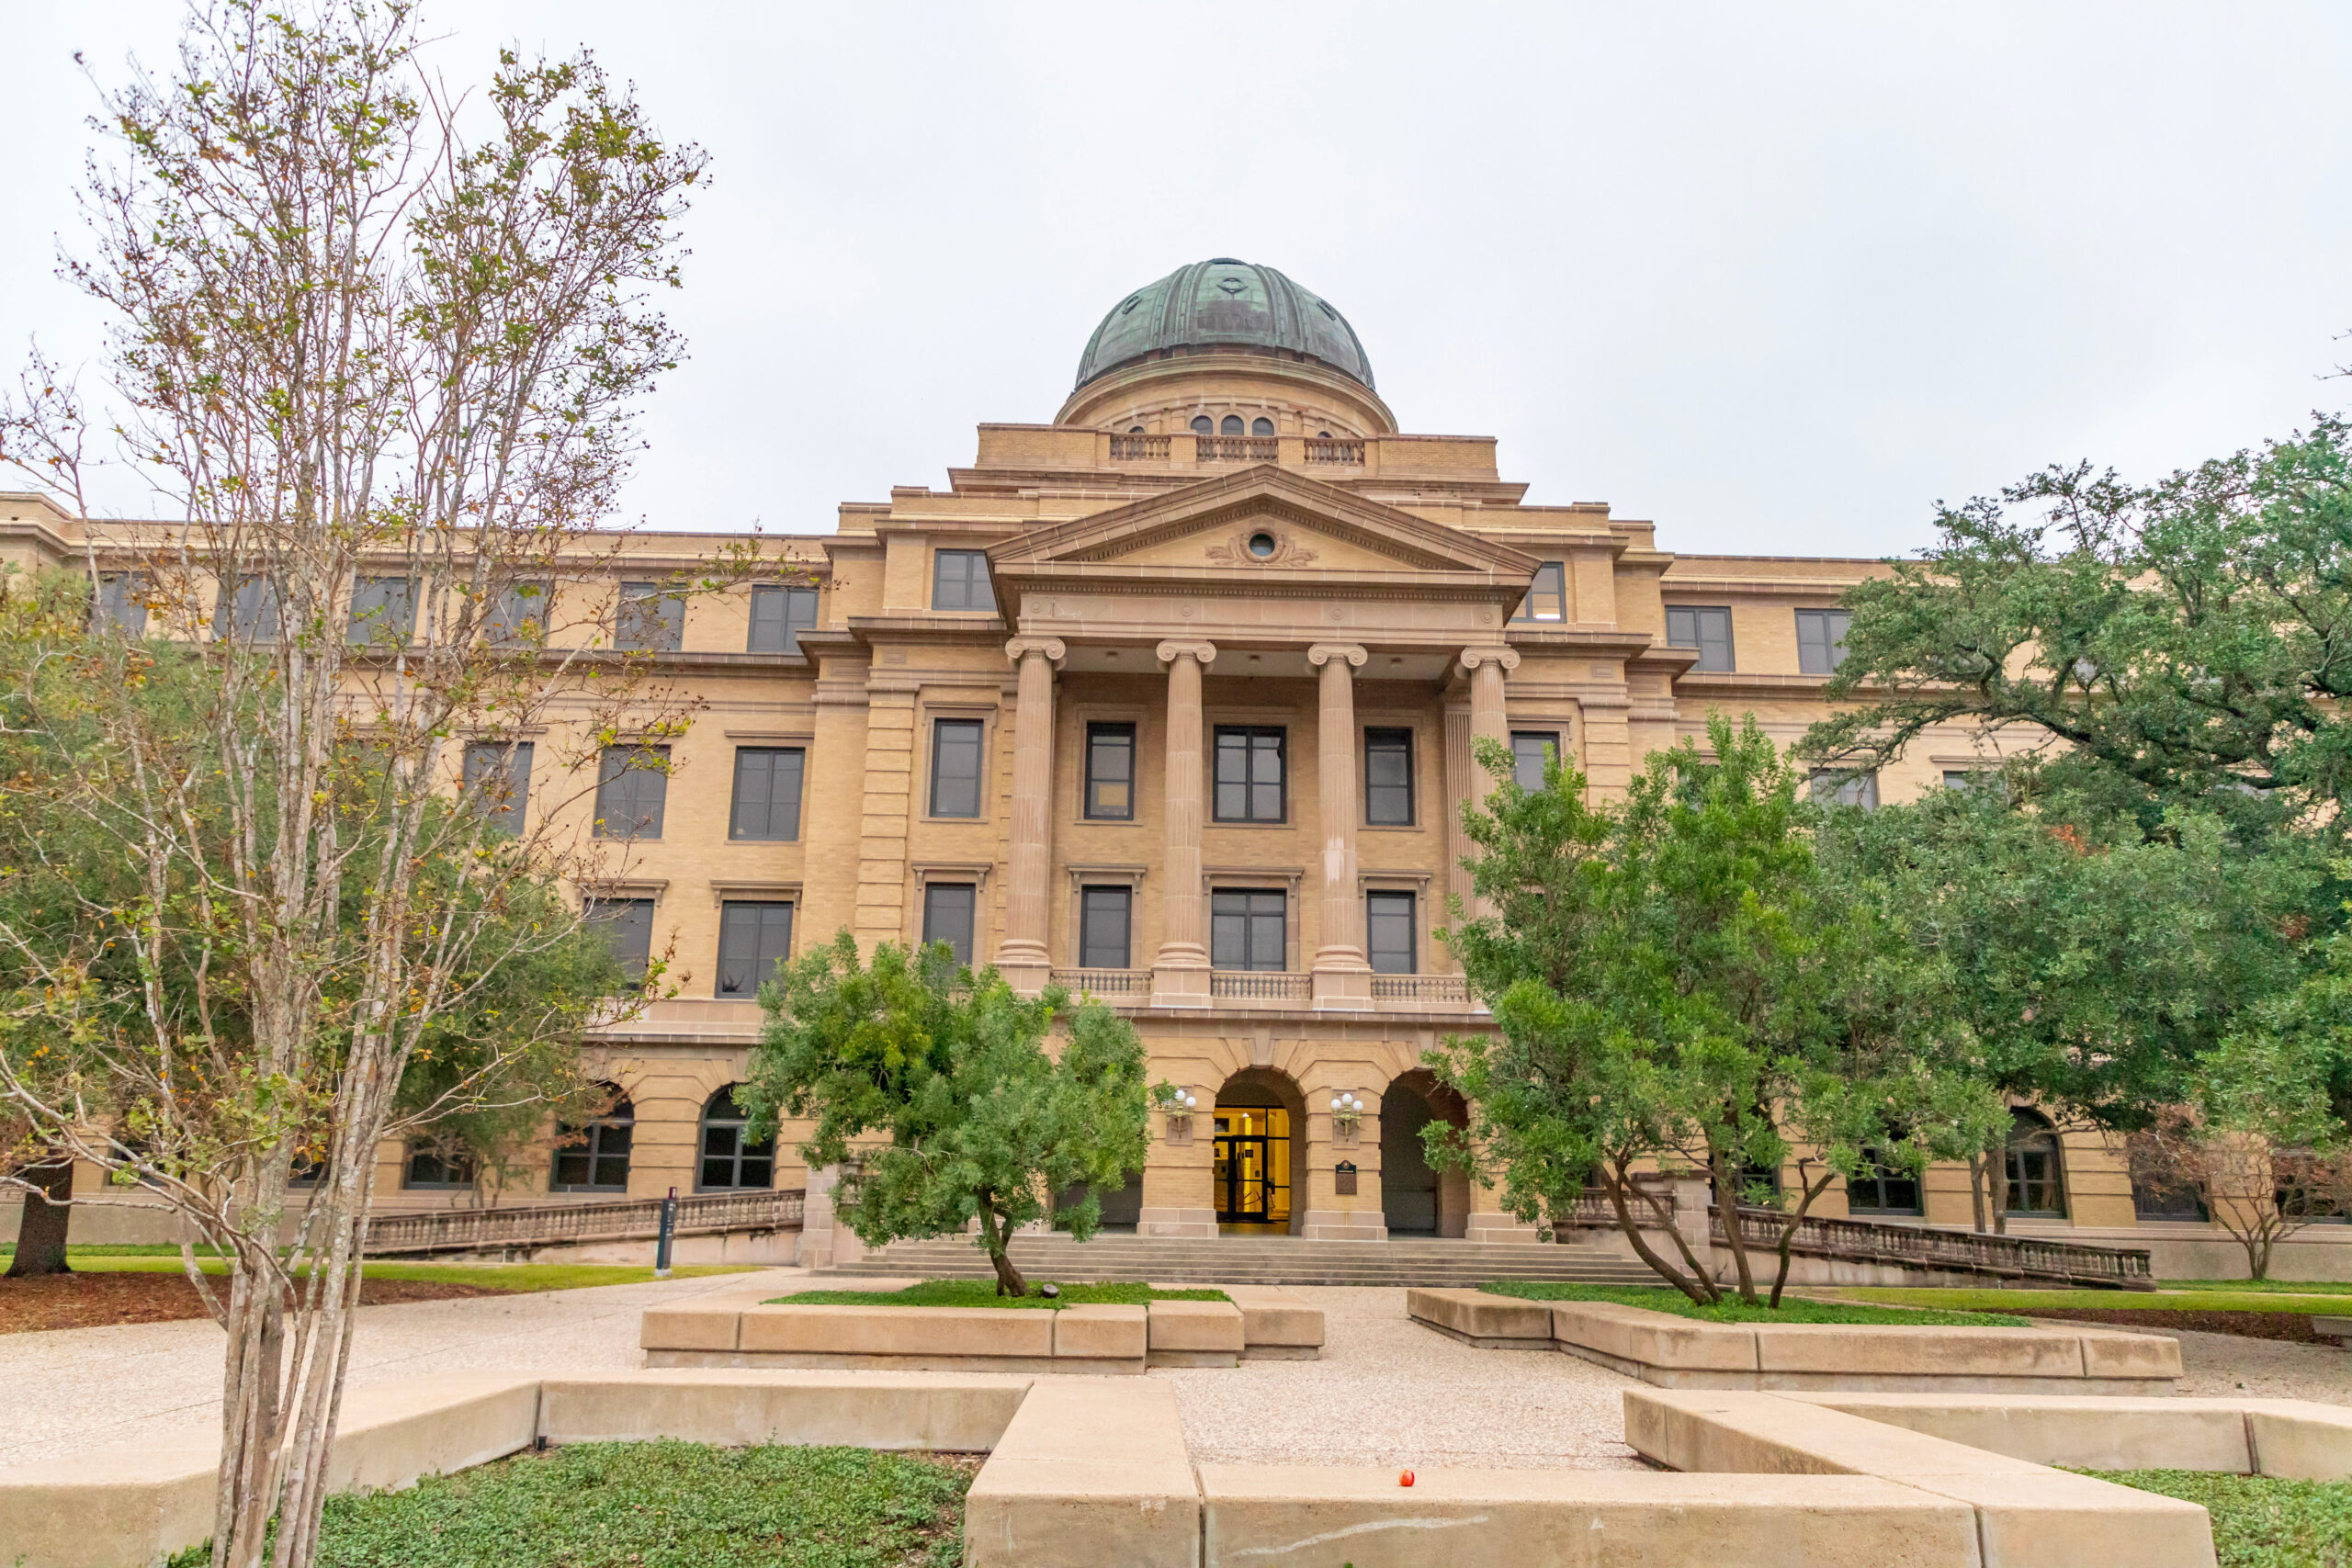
1073;259;1374;393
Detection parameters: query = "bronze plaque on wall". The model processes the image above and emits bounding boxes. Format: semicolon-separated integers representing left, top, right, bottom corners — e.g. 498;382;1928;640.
1333;1160;1358;1196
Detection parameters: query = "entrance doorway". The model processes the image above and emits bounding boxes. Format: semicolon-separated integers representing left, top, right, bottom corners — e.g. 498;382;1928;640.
1382;1071;1472;1238
1213;1107;1291;1231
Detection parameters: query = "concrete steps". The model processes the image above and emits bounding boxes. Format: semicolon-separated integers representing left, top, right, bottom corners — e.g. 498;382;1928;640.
823;1234;1662;1288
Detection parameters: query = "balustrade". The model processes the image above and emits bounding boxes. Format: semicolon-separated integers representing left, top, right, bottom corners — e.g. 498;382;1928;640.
364;1187;805;1256
1109;434;1170;460
1051;966;1148;998
1208;970;1312;1003
1196;435;1279;464
1304;437;1364;465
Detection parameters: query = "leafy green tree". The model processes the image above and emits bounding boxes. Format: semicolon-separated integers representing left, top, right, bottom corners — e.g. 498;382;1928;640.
1430;717;2003;1305
741;934;1151;1298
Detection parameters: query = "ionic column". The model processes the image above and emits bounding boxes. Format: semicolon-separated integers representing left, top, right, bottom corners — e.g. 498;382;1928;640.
1150;639;1216;1007
994;636;1065;994
1309;642;1371;1008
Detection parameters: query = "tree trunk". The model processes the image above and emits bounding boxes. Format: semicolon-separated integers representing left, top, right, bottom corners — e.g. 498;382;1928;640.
1599;1165;1719;1305
4;1158;74;1277
1712;1149;1758;1305
1768;1171;1838;1309
1966;1153;1989;1235
975;1199;1028;1298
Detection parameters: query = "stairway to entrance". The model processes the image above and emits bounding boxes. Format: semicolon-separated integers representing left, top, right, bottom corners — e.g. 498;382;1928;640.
821;1233;1661;1288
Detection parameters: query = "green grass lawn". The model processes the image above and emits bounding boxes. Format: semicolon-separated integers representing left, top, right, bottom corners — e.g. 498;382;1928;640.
1482;1281;2030;1326
1840;1286;2352;1316
2082;1471;2352;1568
3;1249;755;1292
771;1279;1229;1310
166;1440;972;1568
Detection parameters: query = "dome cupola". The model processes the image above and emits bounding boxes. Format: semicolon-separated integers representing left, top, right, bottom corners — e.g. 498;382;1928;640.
1073;259;1374;394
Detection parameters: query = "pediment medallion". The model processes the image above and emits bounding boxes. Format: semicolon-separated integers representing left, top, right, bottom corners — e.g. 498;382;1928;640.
1204;525;1317;569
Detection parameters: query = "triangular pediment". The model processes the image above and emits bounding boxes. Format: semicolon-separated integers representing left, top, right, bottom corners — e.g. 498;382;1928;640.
988;466;1539;583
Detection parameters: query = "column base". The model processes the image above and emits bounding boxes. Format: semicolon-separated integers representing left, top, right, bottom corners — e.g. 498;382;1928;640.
1311;966;1373;1010
1300;1209;1388;1242
1465;1212;1542;1244
1149;963;1213;1008
1137;1206;1218;1238
993;954;1051;998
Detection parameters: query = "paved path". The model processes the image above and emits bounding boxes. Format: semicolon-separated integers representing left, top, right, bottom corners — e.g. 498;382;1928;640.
0;1267;811;1467
1150;1286;1645;1470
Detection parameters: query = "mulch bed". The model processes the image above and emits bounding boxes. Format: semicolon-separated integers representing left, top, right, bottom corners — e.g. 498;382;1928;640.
2021;1307;2332;1344
0;1269;508;1334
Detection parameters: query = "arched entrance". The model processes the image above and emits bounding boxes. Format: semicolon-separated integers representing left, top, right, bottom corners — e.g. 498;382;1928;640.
1382;1071;1470;1238
1214;1068;1306;1235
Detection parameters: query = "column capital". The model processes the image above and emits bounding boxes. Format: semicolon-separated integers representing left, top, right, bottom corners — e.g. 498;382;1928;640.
1456;646;1521;676
1004;635;1067;667
1155;638;1217;667
1306;642;1368;669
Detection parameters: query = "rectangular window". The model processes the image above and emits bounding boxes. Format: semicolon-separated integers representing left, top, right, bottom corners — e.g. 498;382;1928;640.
1796;608;1853;675
594;746;670;839
729;747;805;840
1510;730;1560;793
1363;728;1415;826
931;548;995;612
1942;769;1997;794
1848;1151;1924;1216
929;718;984;818
1079;886;1133;970
716;900;795;998
615;581;684;651
1809;769;1879;810
585;897;655;982
1665;605;1735;672
222;575;281;642
462;739;533;836
348;575;415;647
1084;722;1136;820
922;882;977;965
95;573;148;637
486;581;552;644
2132;1178;2207;1222
1210;888;1287;971
1516;560;1566;621
1366;890;1416;976
403;1142;476;1190
1214;727;1286;822
748;583;820;653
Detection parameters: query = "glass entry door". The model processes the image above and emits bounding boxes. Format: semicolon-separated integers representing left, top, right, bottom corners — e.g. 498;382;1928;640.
1212;1107;1291;1229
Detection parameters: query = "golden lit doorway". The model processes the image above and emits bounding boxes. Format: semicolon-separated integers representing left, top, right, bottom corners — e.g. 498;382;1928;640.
1212;1106;1291;1233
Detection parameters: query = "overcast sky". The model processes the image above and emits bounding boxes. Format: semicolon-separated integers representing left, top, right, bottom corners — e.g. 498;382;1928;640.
5;3;2347;558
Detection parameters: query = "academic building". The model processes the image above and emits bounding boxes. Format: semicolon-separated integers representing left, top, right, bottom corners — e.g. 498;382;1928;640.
3;258;2319;1274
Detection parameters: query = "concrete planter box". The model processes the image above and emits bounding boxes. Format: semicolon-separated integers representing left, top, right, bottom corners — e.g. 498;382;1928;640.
1406;1289;2183;1393
640;1287;1319;1372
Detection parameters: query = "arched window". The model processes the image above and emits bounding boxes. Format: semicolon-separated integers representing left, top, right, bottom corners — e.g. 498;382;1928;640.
1251;417;1274;437
1317;430;1333;439
698;1086;775;1191
2003;1108;2066;1218
1128;424;1145;434
551;1085;634;1192
1191;415;1214;435
1220;414;1244;435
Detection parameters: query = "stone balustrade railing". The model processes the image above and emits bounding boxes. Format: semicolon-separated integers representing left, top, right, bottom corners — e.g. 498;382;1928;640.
364;1187;805;1257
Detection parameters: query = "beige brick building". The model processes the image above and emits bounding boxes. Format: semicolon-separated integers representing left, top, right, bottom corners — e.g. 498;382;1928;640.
6;258;2338;1276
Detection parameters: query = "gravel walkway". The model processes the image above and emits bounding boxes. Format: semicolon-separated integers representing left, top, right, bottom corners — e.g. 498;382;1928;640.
0;1267;809;1467
1150;1286;1645;1470
2148;1323;2352;1403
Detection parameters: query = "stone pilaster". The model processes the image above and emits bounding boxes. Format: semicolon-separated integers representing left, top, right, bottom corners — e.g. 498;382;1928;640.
993;636;1065;995
1308;642;1371;1009
1460;647;1519;926
1441;698;1473;971
1150;639;1216;1007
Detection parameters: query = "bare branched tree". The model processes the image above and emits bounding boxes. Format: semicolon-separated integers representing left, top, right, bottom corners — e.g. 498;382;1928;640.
0;4;776;1562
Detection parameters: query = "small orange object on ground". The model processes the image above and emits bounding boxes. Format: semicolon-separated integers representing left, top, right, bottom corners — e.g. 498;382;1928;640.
1399;1469;1414;1487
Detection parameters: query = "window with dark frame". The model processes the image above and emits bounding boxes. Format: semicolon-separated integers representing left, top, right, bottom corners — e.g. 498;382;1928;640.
95;573;149;637
222;575;281;642
594;746;670;838
715;900;795;998
749;584;820;653
922;882;977;965
462;740;533;836
1085;722;1136;820
729;747;805;840
615;581;684;651
1809;769;1879;810
1190;414;1213;434
1363;728;1414;826
348;575;415;647
2132;1175;2207;1221
402;1142;475;1190
1366;890;1416;975
1510;730;1560;793
697;1086;775;1191
1250;416;1274;436
2003;1110;2067;1217
1220;414;1244;435
1079;886;1133;970
1665;605;1735;672
1210;888;1286;971
931;549;995;612
486;581;552;644
551;1089;633;1192
1516;561;1567;621
585;897;655;982
1214;727;1286;822
1796;608;1854;675
929;718;984;818
1847;1149;1924;1216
